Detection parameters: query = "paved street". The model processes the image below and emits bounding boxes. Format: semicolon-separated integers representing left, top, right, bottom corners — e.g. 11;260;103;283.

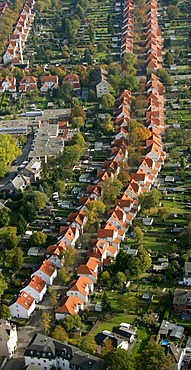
0;134;33;188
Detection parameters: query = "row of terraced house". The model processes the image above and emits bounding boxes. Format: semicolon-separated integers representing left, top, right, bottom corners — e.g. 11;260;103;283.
3;0;35;65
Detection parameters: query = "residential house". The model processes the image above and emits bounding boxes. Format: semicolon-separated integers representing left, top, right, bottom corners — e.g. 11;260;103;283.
9;291;36;319
77;257;100;283
0;76;16;92
159;320;184;341
20;158;42;181
113;323;137;343
0;320;18;359
40;76;58;92
55;296;84;320
67;209;87;233
31;260;57;286
24;333;105;370
58;226;79;247
67;276;94;303
183;262;191;286
95;330;129;351
63;74;81;93
20;276;47;303
94;68;109;98
173;288;191;314
3;174;30;193
19;76;37;92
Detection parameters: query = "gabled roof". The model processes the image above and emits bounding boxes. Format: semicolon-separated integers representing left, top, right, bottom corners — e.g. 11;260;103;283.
16;291;35;310
39;259;56;277
55;295;83;315
29;275;46;292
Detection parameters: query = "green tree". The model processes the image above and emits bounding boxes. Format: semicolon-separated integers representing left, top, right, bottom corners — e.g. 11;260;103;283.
114;271;126;289
179;225;191;249
32;191;48;210
0;272;8;297
134;226;144;243
62;314;83;332
136;342;176;370
41;311;51;334
0;134;21;177
5;247;24;272
101;291;111;313
71;116;85;129
51;325;68;342
101;93;115;110
102;178;123;204
164;51;174;66
100;271;110;287
139;188;160;211
55;179;65;193
0;304;11;319
71;133;86;148
0;207;11;227
105;348;135;370
157;207;170;221
87;200;106;225
71;105;86;120
166;5;180;19
0;226;20;249
58;266;72;284
88;22;95;43
78;334;97;354
157;69;172;85
30;231;47;248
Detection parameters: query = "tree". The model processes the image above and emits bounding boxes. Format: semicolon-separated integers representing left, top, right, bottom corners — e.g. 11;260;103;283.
71;105;86;120
41;311;51;334
62;314;83;332
114;271;126;289
88;22;95;43
0;272;8;297
49;288;57;307
51;325;68;342
30;231;47;248
58;266;72;284
32;191;48;210
101;291;111;313
100;271;111;287
0;226;20;249
62;248;77;270
101;93;115;110
0;207;10;227
102;178;123;204
134;226;144;243
71;133;86;148
157;69;172;85
166;5;180;19
164;51;174;66
76;4;84;18
102;338;114;356
139;188;160;211
105;348;135;370
78;334;97;354
71;116;85;129
0;134;21;177
157;207;170;221
87;200;106;225
5;247;24;272
179;225;191;249
55;179;65;193
137;342;163;369
0;304;11;319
